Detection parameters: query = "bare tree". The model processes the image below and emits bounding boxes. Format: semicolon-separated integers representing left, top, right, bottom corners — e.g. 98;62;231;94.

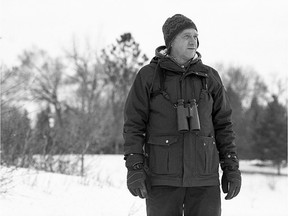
18;49;65;128
219;65;269;107
65;41;104;114
1;66;22;107
64;42;108;175
8;49;72;172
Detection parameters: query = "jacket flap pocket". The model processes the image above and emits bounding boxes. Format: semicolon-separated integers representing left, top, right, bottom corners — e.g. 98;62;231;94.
147;136;178;146
199;136;216;145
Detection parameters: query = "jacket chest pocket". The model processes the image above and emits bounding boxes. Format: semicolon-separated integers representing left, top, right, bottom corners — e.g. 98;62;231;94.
147;135;182;175
196;136;219;175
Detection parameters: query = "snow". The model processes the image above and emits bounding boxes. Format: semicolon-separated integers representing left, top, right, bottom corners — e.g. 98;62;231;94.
1;155;288;216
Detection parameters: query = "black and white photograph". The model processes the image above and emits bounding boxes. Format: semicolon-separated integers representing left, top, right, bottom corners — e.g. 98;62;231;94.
1;0;287;215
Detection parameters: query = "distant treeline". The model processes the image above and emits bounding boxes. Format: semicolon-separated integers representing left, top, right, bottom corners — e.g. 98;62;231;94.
1;33;287;174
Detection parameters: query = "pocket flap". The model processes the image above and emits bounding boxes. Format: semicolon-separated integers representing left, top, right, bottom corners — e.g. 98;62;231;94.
199;136;216;145
147;136;178;146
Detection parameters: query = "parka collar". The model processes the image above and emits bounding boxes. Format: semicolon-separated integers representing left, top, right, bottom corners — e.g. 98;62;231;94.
152;46;202;72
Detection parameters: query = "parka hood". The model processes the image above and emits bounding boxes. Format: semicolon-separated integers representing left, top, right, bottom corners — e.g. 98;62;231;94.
152;46;202;68
154;45;170;59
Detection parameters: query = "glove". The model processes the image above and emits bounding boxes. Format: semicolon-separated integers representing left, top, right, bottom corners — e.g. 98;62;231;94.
220;153;242;200
127;164;148;198
125;154;148;199
221;169;241;200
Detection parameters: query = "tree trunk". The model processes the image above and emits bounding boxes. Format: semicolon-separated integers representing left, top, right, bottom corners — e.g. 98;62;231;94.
277;163;281;175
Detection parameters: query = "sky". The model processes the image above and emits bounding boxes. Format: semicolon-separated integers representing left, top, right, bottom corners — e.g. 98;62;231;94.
1;0;288;89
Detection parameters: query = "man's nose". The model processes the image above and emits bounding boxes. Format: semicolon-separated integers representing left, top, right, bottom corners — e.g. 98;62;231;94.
189;38;196;46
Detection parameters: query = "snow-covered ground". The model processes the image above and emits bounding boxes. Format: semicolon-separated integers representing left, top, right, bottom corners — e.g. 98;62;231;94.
0;155;288;216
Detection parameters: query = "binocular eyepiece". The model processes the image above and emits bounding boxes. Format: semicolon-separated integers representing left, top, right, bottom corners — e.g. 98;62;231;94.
176;99;200;132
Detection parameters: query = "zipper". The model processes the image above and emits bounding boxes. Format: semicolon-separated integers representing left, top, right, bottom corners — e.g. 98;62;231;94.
179;65;193;100
181;133;185;183
194;134;197;175
179;71;185;99
167;147;170;172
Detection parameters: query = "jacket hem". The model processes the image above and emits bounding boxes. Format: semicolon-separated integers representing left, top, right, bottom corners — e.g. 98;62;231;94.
150;176;220;187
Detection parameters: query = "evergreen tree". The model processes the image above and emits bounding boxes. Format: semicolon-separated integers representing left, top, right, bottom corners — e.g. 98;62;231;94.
253;95;287;174
32;106;53;154
220;66;269;159
101;33;148;153
1;106;31;165
243;96;265;159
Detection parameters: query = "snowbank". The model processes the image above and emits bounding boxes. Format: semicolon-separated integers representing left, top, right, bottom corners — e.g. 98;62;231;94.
0;155;287;216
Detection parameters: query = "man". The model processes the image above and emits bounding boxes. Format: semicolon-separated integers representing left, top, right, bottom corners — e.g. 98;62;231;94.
123;14;241;216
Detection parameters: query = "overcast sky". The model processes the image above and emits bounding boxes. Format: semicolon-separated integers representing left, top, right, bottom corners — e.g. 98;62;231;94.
1;0;288;86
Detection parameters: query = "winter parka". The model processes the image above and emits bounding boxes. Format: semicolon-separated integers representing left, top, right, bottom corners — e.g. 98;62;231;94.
123;46;237;187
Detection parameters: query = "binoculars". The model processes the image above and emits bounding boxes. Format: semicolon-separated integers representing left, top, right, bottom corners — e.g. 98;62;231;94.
176;99;200;132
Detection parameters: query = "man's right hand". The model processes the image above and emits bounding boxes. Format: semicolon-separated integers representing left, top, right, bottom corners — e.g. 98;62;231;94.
125;154;148;199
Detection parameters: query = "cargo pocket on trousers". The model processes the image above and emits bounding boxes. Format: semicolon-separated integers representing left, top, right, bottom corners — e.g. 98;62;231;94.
196;136;219;174
147;135;180;175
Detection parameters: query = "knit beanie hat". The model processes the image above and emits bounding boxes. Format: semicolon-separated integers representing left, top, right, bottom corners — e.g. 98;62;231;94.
162;14;198;49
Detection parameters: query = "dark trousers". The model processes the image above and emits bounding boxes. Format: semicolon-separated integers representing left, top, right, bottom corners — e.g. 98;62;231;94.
146;186;221;216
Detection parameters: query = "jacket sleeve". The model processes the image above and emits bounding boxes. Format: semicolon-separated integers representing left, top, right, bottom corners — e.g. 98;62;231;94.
123;68;151;156
210;70;237;158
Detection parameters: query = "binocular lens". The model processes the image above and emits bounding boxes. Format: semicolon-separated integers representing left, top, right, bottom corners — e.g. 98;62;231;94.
177;100;189;132
176;99;200;132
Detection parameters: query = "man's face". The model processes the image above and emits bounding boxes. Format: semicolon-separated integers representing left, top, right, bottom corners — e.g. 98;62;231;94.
170;28;198;63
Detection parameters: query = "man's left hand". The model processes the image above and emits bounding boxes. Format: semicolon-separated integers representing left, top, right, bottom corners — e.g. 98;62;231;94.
221;169;241;200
